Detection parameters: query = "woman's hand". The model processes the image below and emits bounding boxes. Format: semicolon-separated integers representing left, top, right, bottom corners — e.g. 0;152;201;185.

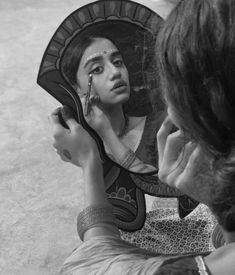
80;96;112;139
157;116;213;205
49;106;101;168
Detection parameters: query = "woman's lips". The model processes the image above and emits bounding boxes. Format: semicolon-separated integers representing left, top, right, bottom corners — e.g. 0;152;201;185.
111;81;127;91
111;85;128;94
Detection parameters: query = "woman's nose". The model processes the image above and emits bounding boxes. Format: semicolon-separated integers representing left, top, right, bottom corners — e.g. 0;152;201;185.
109;64;121;79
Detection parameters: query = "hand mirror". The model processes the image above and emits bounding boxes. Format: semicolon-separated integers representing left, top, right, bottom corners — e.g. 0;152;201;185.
37;0;199;231
37;0;164;175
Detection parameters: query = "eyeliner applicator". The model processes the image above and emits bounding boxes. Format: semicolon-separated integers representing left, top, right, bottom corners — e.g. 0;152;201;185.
84;74;93;116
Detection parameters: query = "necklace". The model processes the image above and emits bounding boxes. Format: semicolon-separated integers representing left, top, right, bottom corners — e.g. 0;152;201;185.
118;114;129;138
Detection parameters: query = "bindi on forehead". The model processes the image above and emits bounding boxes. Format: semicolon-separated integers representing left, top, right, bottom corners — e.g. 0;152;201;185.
84;49;117;63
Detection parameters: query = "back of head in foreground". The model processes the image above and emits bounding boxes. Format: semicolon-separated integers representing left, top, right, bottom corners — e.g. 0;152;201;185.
157;0;235;237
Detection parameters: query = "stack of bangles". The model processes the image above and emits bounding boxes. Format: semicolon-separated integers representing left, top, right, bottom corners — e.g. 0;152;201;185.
119;149;136;169
77;204;117;241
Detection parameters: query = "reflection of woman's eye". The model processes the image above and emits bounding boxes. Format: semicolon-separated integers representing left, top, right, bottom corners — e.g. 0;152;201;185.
113;58;124;67
91;66;103;74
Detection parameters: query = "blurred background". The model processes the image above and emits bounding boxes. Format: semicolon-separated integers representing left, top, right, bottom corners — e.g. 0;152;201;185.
0;0;175;274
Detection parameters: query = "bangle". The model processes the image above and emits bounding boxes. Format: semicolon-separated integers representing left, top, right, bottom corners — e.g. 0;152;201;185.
119;149;136;169
77;204;116;241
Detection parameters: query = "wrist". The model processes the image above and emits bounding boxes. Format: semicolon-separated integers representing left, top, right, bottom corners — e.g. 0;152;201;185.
77;204;118;241
99;128;117;146
81;150;102;170
83;153;104;187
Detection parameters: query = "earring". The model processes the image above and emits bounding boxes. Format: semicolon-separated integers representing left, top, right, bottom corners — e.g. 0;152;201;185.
89;95;100;105
94;95;100;104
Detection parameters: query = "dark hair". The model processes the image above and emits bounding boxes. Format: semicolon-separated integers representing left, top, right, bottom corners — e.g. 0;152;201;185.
157;0;235;231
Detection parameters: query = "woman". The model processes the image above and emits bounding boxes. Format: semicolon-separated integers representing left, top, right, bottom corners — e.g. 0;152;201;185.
49;0;235;273
39;0;210;236
61;33;157;173
58;30;216;254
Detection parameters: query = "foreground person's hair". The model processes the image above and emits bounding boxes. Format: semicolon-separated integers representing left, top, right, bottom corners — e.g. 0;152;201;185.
157;0;235;231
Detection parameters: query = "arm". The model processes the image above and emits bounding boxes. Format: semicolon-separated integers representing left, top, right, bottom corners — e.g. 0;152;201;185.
82;154;120;241
100;127;157;173
49;106;120;241
81;97;157;173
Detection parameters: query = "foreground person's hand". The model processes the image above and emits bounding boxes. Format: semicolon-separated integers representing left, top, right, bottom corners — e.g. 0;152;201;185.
157;116;213;205
49;106;101;168
49;106;120;240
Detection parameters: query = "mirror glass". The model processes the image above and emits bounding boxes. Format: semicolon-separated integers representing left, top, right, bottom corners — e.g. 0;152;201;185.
61;22;165;174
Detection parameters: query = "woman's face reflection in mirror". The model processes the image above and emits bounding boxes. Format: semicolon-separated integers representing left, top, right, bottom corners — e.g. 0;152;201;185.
76;38;130;109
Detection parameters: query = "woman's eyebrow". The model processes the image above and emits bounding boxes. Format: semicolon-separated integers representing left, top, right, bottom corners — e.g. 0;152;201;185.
83;50;121;68
84;56;103;69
